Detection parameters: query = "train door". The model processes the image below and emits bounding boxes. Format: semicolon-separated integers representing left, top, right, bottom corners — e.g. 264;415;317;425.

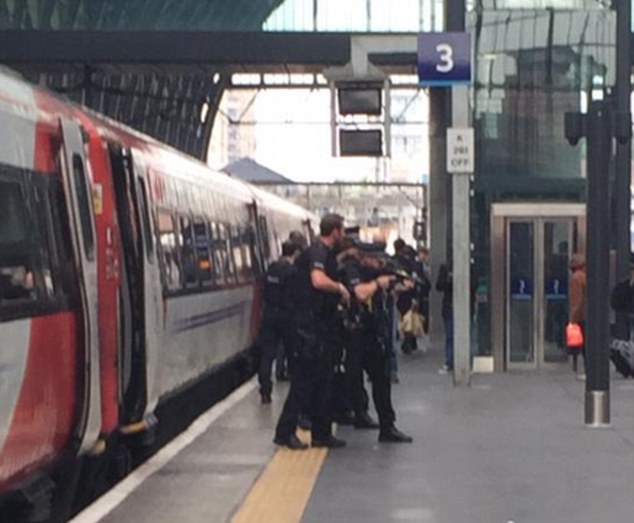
59;118;102;453
129;157;162;419
247;202;268;274
108;146;160;428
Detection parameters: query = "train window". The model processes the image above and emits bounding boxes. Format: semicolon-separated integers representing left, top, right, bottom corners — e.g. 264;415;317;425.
259;216;271;260
193;219;213;285
179;216;198;288
0;180;36;304
32;185;57;299
209;222;225;286
136;177;155;263
221;223;236;283
241;226;255;281
0;168;80;321
304;220;316;243
230;225;244;282
49;181;78;300
244;224;262;277
157;211;181;292
71;155;95;261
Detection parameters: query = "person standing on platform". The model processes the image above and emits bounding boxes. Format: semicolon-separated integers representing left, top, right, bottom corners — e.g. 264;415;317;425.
341;249;413;443
391;238;415;380
288;230;308;252
569;254;587;379
415;247;432;335
611;253;634;337
257;241;302;404
274;214;350;450
436;263;454;374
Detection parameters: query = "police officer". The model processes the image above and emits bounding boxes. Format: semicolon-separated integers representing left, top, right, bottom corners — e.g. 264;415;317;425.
274;214;350;450
341;248;413;443
288;230;308;251
258;241;302;404
335;239;375;428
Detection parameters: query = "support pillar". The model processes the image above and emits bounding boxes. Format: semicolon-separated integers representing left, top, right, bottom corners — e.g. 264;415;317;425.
613;0;631;340
429;88;450;352
451;85;472;387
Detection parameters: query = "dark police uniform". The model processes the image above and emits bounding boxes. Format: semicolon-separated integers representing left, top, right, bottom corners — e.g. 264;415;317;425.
258;258;297;399
342;258;396;432
275;240;339;443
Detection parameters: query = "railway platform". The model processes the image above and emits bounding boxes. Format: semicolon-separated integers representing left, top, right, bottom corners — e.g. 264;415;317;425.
71;352;634;523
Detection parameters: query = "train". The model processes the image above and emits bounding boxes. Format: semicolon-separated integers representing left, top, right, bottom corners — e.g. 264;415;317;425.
0;67;316;522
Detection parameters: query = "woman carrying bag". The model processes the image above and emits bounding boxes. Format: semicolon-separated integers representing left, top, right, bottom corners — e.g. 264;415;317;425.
568;254;587;379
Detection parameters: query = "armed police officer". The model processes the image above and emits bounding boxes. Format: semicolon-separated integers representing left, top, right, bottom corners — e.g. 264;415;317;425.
258;241;302;404
341;243;413;443
274;214;350;450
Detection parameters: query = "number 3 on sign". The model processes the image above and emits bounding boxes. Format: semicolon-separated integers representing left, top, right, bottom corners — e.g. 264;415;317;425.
436;44;454;73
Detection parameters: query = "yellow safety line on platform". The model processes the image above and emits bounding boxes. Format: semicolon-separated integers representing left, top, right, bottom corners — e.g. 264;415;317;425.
230;432;327;523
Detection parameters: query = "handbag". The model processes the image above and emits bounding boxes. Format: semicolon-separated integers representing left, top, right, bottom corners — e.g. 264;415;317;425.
566;323;584;350
399;309;425;339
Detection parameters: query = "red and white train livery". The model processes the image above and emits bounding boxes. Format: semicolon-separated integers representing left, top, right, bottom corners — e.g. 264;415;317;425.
0;68;315;521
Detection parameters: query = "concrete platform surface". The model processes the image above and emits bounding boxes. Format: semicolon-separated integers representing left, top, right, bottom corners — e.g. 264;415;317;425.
303;355;634;523
92;380;285;523
76;350;634;523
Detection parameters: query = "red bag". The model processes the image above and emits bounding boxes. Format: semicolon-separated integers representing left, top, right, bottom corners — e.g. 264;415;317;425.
566;323;584;350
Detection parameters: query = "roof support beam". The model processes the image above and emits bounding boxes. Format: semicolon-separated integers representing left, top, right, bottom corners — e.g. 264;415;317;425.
0;30;352;68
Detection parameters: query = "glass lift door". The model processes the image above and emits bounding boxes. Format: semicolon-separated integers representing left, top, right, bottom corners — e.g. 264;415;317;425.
491;203;585;372
507;221;535;366
506;218;576;370
542;220;574;365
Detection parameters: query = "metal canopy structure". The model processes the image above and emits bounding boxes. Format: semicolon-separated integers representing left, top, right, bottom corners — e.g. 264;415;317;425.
0;30;357;159
0;0;285;30
0;0;301;159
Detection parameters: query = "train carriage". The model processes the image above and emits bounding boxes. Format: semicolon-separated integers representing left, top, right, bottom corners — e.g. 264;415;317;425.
0;68;316;522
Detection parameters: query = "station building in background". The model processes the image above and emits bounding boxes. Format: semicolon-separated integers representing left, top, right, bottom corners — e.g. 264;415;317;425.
1;0;631;372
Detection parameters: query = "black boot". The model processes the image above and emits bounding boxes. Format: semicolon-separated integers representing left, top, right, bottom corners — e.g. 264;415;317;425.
379;425;413;443
312;436;347;449
274;433;309;450
333;411;355;426
261;392;272;404
353;411;380;429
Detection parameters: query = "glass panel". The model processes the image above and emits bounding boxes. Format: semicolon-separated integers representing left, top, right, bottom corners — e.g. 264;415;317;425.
263;0;444;32
72;155;95;261
471;9;615;182
509;222;535;364
0;181;36;303
157;211;181;292
482;0;609;8
193;220;213;285
179;216;198;288
136;178;154;262
543;221;571;364
210;222;227;286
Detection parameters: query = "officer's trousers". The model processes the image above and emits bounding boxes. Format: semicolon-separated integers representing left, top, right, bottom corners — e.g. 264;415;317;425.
258;318;294;396
275;324;335;442
347;329;396;429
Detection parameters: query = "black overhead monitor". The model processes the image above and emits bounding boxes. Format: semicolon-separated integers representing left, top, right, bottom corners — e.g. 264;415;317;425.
339;129;383;157
337;86;382;115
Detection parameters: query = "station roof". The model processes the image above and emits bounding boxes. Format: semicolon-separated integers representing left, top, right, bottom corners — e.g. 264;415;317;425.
0;0;292;160
0;0;285;30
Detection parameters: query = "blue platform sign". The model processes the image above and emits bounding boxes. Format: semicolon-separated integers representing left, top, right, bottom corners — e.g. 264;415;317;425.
417;32;472;87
